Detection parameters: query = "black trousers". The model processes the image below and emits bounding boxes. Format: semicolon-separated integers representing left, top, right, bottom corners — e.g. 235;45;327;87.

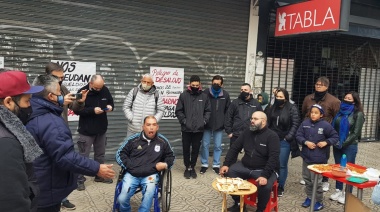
182;131;203;168
226;161;277;211
37;203;61;212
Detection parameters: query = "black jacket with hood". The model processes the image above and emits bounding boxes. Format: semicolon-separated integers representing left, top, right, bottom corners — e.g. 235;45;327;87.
204;87;231;131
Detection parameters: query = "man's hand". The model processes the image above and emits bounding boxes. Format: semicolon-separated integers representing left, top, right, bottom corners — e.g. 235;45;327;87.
305;141;316;149
228;134;233;138
94;107;104;114
97;164;115;179
219;166;229;176
105;105;113;112
256;177;268;186
156;162;168;171
63;93;76;106
78;89;89;103
317;141;327;148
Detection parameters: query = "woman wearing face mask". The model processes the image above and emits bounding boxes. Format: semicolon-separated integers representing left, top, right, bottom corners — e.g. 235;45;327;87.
329;91;365;204
265;87;300;197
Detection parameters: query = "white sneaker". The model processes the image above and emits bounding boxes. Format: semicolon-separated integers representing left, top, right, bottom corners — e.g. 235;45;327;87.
330;189;343;201
300;179;306;185
322;182;330;192
338;192;345;204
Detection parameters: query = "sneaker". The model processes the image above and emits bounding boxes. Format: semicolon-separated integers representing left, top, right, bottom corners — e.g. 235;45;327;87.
200;167;207;174
61;200;76;210
184;169;191;179
190;169;197;179
337;192;345;204
227;203;246;212
300;179;306;185
330;189;343;201
322;182;330;192
302;197;311;208
94;176;113;184
277;186;284;197
314;202;324;211
212;167;220;175
77;183;85;191
103;178;113;184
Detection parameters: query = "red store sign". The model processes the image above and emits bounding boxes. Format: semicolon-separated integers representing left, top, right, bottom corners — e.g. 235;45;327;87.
275;0;347;37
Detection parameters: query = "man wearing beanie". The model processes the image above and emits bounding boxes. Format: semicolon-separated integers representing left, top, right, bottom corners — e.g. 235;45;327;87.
175;75;211;179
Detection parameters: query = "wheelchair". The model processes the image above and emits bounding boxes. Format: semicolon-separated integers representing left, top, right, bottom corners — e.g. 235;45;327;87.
112;167;172;212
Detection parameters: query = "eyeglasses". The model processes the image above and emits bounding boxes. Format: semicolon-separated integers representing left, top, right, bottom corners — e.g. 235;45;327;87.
52;75;64;81
315;83;326;87
250;117;264;121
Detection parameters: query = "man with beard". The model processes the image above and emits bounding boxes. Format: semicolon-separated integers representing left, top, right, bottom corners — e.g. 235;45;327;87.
224;83;262;146
220;111;280;212
0;70;44;212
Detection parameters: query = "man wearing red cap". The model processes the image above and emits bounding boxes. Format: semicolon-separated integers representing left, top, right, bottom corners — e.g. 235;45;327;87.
0;69;44;212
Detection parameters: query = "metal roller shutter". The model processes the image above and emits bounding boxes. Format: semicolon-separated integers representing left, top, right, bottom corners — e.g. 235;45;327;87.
0;0;250;158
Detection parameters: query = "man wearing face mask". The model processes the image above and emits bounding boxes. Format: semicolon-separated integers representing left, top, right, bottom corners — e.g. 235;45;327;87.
220;111;280;212
123;74;164;138
224;83;262;147
26;75;115;212
74;74;115;190
0;70;44;212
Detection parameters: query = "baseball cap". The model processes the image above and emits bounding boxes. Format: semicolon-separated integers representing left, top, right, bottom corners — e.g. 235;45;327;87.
311;104;325;115
0;71;44;98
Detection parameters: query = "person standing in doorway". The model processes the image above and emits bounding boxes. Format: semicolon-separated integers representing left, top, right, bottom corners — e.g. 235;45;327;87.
200;75;230;175
175;75;211;179
74;75;115;190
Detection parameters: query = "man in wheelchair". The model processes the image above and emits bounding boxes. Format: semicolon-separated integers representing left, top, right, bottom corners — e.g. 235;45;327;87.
115;115;175;212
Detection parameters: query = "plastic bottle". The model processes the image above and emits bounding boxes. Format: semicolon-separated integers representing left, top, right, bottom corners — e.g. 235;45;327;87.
340;154;347;168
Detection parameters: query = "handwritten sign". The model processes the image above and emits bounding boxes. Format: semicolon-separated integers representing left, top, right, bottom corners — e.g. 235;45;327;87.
150;67;184;119
51;60;96;121
0;57;4;68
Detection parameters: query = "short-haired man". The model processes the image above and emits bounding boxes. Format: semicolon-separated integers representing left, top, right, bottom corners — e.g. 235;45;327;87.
74;74;115;190
224;83;262;146
220;111;280;212
175;75;211;179
116;116;175;212
123;74;164;138
26;75;115;212
0;70;43;212
200;75;230;175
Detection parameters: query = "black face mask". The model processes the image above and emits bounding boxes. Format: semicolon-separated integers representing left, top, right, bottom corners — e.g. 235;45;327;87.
58;80;63;86
212;84;221;91
90;87;100;94
274;98;286;106
239;91;250;101
13;101;33;125
190;86;199;93
343;100;354;105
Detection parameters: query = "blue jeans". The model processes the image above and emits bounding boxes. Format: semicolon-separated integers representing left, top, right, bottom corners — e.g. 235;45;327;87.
333;145;358;190
118;172;159;212
200;129;223;167
279;140;290;188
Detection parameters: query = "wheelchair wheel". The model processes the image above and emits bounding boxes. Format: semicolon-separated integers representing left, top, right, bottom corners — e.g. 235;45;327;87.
160;169;172;212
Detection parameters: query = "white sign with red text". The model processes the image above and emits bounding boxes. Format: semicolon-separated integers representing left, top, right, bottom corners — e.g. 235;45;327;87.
150;67;184;119
0;57;4;68
51;60;96;121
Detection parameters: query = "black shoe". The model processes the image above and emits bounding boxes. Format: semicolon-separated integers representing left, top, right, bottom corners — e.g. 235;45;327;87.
190;169;197;179
77;183;85;191
278;186;284;197
227;203;246;212
213;167;220;175
103;178;113;184
94;176;104;182
61;200;76;210
184;169;191;179
200;167;207;174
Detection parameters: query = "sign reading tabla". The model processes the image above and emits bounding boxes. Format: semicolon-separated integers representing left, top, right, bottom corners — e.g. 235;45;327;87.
275;0;346;37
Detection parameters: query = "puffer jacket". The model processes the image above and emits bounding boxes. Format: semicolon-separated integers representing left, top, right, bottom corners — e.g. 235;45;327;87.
296;118;339;164
123;84;164;134
204;87;231;131
26;97;100;208
332;111;365;148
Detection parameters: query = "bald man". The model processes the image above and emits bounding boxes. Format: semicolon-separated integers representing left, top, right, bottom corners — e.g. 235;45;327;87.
74;74;115;190
220;111;280;212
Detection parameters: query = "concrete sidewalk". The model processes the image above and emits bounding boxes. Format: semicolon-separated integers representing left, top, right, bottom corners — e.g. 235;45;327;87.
63;141;380;212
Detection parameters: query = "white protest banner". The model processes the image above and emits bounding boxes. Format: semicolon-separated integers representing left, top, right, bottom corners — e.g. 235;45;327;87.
0;57;4;68
51;60;96;121
150;67;184;119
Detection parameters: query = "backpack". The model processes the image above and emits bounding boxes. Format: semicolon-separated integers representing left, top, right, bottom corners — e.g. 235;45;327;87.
131;87;159;109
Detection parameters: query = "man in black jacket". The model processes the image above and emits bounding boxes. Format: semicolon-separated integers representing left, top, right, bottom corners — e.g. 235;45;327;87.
200;75;230;175
175;75;211;179
220;111;280;212
74;74;114;190
224;83;262;146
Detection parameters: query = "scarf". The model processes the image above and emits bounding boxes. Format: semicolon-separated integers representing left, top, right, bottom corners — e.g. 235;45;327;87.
332;102;355;148
211;87;221;99
0;105;43;163
313;90;327;103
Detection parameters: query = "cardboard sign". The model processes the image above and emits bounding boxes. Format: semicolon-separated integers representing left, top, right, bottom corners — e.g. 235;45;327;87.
345;193;370;212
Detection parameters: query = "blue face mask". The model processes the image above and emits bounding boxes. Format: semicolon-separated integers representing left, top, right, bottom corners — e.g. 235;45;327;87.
51;93;64;106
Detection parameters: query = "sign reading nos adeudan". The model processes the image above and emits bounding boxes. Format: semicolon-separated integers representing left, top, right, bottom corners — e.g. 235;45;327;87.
275;0;346;37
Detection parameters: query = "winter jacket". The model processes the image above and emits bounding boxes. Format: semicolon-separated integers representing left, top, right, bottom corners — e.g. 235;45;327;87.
224;97;262;137
204;87;231;131
60;84;84;123
116;132;175;177
175;87;211;132
296;118;339;164
123;84;164;134
223;126;280;179
302;92;340;123
333;111;365;148
74;84;114;136
266;102;300;141
26;97;100;207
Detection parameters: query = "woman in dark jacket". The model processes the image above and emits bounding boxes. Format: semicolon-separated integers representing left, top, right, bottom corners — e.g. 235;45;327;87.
265;88;300;197
330;91;365;204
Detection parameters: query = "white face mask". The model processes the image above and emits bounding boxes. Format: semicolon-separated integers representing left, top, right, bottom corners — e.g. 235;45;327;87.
141;83;152;91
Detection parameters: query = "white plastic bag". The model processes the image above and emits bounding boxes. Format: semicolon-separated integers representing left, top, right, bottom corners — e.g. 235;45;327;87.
372;182;380;205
